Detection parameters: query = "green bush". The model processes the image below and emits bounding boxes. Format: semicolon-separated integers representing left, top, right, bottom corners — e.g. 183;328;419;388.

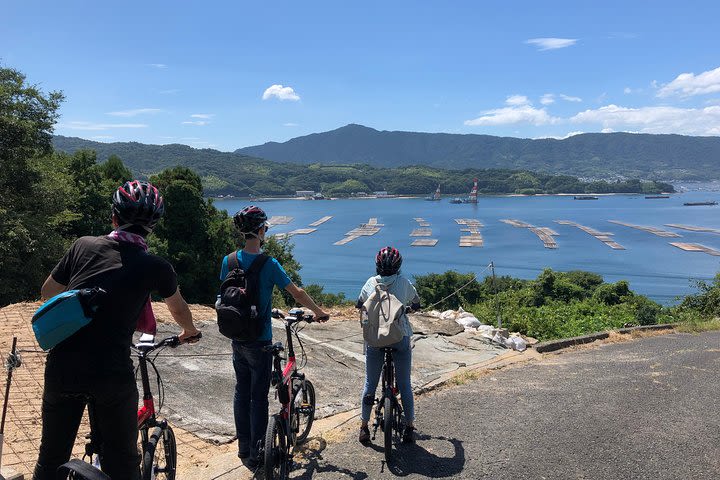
303;284;351;307
414;271;483;310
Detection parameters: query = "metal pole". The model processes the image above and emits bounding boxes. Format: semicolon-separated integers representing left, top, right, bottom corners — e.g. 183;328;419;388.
490;262;502;329
1;336;19;470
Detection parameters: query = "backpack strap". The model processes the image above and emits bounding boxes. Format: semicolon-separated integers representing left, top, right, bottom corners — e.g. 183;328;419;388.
227;251;240;271
247;253;270;274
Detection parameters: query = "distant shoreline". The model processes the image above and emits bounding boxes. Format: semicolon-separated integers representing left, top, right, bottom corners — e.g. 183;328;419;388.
209;192;677;201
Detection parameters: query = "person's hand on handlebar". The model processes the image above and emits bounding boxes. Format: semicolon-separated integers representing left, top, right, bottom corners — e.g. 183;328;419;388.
179;327;202;344
312;308;330;323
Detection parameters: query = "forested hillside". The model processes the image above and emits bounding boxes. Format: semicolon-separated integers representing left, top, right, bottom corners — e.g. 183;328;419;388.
237;124;720;180
53;136;673;196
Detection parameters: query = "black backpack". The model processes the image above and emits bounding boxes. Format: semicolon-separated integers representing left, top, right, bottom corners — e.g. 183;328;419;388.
216;252;270;341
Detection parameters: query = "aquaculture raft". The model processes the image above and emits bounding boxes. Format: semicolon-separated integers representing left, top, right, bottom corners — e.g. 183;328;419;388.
555;220;625;250
410;218;438;246
334;218;383;245
608;220;681;238
501;219;558;249
267;216;293;226
664;224;720;235
309;216;333;227
455;218;483;247
669;243;720;256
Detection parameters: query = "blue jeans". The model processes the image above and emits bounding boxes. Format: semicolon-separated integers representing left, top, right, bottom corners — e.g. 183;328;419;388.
232;339;272;459
361;335;414;423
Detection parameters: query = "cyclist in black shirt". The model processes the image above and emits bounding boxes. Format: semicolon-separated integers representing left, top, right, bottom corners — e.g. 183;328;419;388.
33;181;201;480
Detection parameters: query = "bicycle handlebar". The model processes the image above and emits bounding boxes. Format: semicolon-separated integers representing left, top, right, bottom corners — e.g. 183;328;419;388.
134;332;202;352
272;308;320;324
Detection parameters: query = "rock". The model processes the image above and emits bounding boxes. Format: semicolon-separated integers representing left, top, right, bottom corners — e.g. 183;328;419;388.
409;313;464;336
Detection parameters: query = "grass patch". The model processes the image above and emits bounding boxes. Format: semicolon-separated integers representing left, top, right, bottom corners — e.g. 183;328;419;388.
676;317;720;333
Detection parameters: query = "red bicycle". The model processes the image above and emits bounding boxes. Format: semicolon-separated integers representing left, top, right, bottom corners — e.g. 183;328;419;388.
59;332;201;480
263;308;323;480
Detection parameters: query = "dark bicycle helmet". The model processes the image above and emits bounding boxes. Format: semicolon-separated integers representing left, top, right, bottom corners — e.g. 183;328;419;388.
112;180;165;231
376;246;402;276
233;205;268;234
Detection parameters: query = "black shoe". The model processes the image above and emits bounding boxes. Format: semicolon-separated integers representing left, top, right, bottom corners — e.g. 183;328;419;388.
402;425;415;444
241;456;259;470
359;426;371;444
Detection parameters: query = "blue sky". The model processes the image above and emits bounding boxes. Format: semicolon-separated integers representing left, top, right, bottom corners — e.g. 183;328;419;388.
2;0;720;151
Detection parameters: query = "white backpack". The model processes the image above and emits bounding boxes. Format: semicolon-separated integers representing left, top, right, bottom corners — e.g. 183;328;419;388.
361;283;405;347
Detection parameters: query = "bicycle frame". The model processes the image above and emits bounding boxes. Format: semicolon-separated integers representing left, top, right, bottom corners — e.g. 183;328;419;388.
272;319;304;427
372;348;403;441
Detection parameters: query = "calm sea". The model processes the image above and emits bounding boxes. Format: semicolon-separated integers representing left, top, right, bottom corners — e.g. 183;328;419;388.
215;192;720;305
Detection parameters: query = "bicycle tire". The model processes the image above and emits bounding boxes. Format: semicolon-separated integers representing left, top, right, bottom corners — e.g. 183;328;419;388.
293;379;316;444
141;425;177;480
383;396;393;462
264;414;289;480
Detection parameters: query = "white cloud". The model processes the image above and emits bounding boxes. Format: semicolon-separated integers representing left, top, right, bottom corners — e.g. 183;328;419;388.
624;87;632;94
106;108;162;117
540;94;555;105
657;66;720;98
262;84;300;101
190;113;215;119
91;135;114;140
465;105;560;126
505;95;530;106
571;104;720;135
148;63;167;69
182;120;209;126
559;94;582;102
525;38;577;51
58;121;148;131
283;122;299;127
602;128;614;133
535;131;585;140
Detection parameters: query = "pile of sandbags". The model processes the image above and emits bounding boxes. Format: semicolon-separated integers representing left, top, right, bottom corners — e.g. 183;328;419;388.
438;307;482;330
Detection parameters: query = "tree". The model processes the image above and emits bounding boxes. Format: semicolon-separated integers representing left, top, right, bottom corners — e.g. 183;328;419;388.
99;154;132;184
0;66;65;305
149;167;235;303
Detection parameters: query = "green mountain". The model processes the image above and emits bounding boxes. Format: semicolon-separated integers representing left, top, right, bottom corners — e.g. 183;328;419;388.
51;135;673;197
236;124;720;181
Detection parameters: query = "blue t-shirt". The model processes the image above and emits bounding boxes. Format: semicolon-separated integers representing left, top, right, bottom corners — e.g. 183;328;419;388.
220;250;292;341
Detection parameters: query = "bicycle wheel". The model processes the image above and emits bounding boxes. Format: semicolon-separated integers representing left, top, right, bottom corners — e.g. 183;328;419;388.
141;425;177;480
264;414;289;480
383;396;393;462
293;379;316;444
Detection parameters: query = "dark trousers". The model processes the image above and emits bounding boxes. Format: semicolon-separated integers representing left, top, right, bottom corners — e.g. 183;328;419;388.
33;374;140;480
232;339;272;459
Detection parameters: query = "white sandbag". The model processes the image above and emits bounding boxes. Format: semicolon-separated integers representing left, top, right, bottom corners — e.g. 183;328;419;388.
477;324;494;338
427;310;442;318
457;312;475;319
455;314;481;329
509;336;527;352
440;309;458;320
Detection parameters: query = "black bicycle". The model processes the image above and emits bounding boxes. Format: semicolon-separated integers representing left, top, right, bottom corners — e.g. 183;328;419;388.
371;345;405;462
263;308;323;480
59;332;201;480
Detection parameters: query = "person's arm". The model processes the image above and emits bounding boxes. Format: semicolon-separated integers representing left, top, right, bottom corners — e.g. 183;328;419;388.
41;275;66;300
284;282;330;321
164;288;201;342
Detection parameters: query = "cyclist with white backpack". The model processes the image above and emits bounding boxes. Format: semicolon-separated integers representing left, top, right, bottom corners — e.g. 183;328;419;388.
357;246;420;445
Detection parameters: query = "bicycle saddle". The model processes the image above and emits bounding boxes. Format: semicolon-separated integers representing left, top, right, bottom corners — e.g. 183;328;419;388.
263;341;285;353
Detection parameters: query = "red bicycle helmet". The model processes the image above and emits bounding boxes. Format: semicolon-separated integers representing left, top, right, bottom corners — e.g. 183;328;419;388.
376;246;402;276
233;205;268;234
112;180;165;231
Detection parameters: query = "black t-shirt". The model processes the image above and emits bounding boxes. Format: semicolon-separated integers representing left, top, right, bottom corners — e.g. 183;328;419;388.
46;236;177;381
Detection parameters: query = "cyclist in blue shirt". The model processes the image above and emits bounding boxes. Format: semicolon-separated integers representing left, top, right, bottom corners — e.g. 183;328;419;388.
220;205;329;470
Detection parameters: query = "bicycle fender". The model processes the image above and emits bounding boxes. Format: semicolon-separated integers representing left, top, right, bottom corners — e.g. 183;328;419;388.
57;459;111;480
